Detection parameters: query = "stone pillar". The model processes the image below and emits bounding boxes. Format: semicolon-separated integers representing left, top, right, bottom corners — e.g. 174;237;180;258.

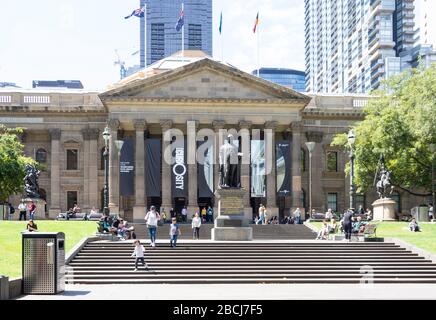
160;120;173;214
133;120;147;222
291;122;303;218
108;119;120;215
48;129;61;218
81;129;91;212
239;120;252;221
306;131;324;212
212;120;225;220
187;120;198;215
265;121;279;217
88;129;99;213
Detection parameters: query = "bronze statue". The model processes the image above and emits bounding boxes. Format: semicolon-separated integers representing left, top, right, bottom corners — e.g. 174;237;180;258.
374;154;394;199
219;134;242;188
24;164;41;198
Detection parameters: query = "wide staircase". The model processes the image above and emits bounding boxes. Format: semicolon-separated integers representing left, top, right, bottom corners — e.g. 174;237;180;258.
66;241;436;284
133;223;316;240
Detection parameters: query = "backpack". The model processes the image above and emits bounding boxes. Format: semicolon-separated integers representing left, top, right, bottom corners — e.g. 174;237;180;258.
10;206;15;214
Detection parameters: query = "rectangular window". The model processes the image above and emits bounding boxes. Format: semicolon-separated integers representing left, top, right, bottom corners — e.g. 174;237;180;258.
327;193;338;212
188;24;202;50
67;191;77;211
355;194;365;210
326;151;338;172
66;149;78;170
151;23;165;64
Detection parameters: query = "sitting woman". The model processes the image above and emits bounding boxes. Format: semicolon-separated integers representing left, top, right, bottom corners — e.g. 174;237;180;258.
117;219;127;240
26;219;38;232
316;220;329;240
409;218;420;232
98;216;111;233
352;216;367;234
327;218;338;234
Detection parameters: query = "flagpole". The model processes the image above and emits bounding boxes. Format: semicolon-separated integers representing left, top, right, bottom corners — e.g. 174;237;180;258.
220;12;224;62
182;2;185;57
257;13;260;78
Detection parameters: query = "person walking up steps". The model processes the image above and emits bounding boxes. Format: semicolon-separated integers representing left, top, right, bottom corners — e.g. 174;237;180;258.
169;217;181;248
192;212;202;240
131;240;148;271
144;206;160;247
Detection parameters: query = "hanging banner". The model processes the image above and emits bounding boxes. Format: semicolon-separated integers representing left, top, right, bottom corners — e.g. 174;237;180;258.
251;140;266;197
276;140;291;197
119;138;135;197
198;140;214;198
145;139;161;197
172;138;188;198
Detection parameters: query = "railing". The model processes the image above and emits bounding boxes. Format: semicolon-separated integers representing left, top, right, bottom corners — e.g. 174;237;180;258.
0;95;11;103
23;95;50;104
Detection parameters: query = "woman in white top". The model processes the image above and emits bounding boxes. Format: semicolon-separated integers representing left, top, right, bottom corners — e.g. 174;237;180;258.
144;206;161;247
191;212;202;240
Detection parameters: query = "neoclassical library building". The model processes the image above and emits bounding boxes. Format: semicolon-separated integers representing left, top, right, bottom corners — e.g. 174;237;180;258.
0;51;424;222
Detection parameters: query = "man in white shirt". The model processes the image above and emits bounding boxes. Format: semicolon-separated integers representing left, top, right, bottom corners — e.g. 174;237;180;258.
18;201;27;221
181;206;188;222
293;208;301;224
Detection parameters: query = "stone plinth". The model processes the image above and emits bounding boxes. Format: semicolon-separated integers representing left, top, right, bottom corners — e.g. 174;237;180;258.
211;188;252;241
372;198;397;221
24;198;47;220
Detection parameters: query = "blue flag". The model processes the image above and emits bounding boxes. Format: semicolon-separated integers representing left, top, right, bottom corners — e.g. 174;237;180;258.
125;7;145;19
175;9;184;31
219;12;222;34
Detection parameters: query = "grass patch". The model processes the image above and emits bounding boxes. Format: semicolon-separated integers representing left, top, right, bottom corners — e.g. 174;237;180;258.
307;221;436;254
0;221;96;278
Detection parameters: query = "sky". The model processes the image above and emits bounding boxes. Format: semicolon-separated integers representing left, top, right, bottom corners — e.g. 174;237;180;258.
0;0;305;90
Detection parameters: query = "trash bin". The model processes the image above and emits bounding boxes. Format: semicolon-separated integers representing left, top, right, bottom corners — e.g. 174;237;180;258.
22;232;65;294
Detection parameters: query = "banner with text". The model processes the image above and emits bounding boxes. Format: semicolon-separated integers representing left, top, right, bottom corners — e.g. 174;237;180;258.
171;138;188;198
119;138;135;197
276;140;291;197
145;139;161;197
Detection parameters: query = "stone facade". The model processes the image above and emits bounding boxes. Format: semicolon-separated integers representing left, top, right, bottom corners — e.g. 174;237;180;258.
0;58;427;221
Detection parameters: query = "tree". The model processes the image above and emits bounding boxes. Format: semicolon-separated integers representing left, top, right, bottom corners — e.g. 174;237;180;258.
332;65;436;197
0;125;36;203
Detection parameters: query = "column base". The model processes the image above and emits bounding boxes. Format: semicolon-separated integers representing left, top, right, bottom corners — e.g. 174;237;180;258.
49;208;60;220
108;204;119;216
133;205;146;223
211;216;253;241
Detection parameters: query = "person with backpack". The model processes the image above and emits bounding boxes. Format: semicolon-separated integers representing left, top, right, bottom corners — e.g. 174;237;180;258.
8;203;15;220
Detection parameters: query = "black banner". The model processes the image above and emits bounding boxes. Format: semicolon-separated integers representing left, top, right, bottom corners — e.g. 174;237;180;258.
119;138;135;197
276;140;291;197
145;139;161;197
172;138;188;198
198;140;214;198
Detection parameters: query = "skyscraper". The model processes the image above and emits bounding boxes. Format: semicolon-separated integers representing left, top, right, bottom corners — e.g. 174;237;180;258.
305;0;416;94
251;68;306;92
146;0;212;65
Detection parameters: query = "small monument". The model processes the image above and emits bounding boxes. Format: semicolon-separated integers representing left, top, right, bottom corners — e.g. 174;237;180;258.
23;164;46;219
372;154;396;221
211;134;252;241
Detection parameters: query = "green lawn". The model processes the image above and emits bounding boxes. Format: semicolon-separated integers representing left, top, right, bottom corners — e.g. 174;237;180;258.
0;221;96;279
307;221;436;254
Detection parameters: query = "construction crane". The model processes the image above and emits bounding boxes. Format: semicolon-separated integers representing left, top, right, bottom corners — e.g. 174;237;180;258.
114;49;127;80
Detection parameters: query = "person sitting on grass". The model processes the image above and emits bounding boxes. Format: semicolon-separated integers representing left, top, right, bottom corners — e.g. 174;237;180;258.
409;218;420;232
316;220;329;240
26;219;38;232
352;216;367;234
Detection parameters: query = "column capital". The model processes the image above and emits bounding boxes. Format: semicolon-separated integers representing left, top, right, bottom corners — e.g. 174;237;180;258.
81;128;99;140
212;120;225;131
239;120;252;129
160;119;173;130
49;129;61;140
108;119;120;131
291;121;303;132
133;119;147;131
264;121;278;130
187;120;199;127
305;131;323;143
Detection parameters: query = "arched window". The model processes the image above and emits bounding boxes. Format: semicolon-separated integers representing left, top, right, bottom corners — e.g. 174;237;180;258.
300;148;306;172
35;148;47;163
391;191;401;213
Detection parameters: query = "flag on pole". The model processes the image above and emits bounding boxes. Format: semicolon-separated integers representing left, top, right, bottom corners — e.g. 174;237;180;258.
219;12;223;34
253;12;259;33
175;9;185;31
124;7;145;19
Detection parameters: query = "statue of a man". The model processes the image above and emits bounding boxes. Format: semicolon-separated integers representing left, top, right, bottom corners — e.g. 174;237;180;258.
374;154;394;198
219;134;242;188
24;164;41;199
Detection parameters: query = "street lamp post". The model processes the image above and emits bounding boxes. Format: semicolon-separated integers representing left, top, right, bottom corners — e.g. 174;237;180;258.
430;143;436;211
102;126;111;216
348;130;356;212
305;142;316;218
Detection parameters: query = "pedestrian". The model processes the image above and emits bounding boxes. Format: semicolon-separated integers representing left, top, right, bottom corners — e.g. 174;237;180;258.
170;207;176;219
342;209;353;242
8;203;15;220
18;201;27;221
293;207;301;224
144;206;160;247
161;209;167;225
131;240;148;271
428;204;434;220
258;204;265;225
365;208;373;221
207;205;213;222
28;201;36;220
357;205;365;216
169;217;181;247
181;206;188;222
201;207;207;222
409;218;420;232
192;212;202;240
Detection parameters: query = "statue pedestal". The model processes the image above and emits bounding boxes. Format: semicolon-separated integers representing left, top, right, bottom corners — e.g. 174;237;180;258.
23;198;47;220
211;188;252;241
372;198;397;221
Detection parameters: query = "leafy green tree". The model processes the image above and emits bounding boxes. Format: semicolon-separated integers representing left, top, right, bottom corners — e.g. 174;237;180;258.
0;125;36;202
332;65;436;197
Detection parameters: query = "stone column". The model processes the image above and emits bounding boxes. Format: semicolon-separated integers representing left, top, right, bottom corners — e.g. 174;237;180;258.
291;122;303;217
88;129;99;213
108;119;120;215
133;120;147;222
81;128;91;212
187;120;198;215
160;120;173;214
306;131;324;212
48;129;61;219
265;121;279;217
239;120;252;221
212;120;225;220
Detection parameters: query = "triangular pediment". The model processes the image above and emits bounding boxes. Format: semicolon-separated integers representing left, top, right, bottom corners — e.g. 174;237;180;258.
100;58;309;103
